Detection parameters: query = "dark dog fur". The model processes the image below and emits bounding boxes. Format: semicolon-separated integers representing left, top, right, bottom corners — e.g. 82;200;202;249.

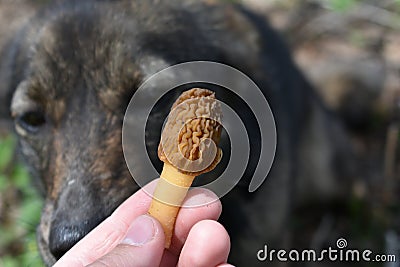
0;1;353;266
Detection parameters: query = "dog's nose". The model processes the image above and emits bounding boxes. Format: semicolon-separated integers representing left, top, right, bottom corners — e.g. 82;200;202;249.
49;224;89;259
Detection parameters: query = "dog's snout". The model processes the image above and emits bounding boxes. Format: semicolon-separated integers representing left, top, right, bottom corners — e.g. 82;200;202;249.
48;224;89;260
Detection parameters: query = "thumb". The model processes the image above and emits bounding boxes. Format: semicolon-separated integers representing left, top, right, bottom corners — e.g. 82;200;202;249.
87;215;165;267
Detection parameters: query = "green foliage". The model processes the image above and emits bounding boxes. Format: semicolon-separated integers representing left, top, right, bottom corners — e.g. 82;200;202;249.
327;0;357;12
0;135;44;267
0;135;15;172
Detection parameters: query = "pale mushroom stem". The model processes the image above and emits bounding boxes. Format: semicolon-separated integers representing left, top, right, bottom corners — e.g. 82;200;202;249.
148;163;195;248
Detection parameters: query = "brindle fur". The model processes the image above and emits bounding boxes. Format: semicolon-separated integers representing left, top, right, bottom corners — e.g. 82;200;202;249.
0;1;353;266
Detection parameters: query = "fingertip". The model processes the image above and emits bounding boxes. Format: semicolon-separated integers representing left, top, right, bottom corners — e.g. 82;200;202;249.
182;188;221;209
120;214;164;247
192;220;230;249
147;214;166;244
87;215;166;267
178;220;230;267
170;189;222;254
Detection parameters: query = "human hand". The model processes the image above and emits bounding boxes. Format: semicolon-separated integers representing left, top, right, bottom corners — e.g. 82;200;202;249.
53;180;233;267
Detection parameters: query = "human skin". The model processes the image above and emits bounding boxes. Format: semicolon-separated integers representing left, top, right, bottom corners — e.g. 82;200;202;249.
53;180;233;267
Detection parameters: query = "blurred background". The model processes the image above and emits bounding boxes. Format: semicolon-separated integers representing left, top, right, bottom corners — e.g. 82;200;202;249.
0;0;399;266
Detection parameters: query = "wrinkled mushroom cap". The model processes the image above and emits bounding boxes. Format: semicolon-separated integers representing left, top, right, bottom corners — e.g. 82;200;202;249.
158;88;222;175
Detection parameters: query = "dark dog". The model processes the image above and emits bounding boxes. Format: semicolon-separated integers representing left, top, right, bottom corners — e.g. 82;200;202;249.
0;1;352;266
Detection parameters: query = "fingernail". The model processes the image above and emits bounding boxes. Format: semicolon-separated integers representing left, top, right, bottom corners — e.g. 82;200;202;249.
121;215;155;246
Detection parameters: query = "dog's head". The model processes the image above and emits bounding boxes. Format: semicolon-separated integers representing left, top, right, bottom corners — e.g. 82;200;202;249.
9;2;147;263
1;1;262;265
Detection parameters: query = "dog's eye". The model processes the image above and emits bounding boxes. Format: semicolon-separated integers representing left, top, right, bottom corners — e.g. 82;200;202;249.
16;111;46;134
